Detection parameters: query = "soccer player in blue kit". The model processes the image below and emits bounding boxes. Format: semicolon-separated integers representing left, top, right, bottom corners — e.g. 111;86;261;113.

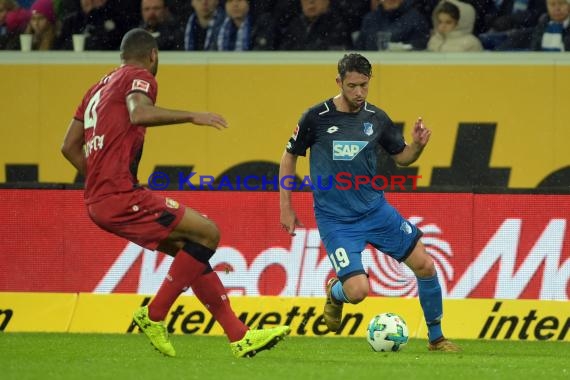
279;53;461;352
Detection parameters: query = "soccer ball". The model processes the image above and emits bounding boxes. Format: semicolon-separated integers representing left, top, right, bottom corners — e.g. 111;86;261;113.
366;312;409;352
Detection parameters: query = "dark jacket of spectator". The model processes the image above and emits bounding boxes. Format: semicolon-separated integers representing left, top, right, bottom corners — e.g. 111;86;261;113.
355;0;430;50
331;0;370;33
250;11;277;49
55;2;126;50
250;0;300;49
529;13;570;50
184;7;225;50
141;17;184;50
279;9;351;50
484;0;546;32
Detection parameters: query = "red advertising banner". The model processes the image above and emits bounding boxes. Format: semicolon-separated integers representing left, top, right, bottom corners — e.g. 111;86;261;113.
1;190;569;300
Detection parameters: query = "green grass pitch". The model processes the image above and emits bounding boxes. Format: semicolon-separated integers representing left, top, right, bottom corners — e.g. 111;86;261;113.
1;333;569;380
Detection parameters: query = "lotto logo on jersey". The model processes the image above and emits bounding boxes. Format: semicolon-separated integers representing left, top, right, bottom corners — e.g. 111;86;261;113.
332;141;368;160
132;79;150;93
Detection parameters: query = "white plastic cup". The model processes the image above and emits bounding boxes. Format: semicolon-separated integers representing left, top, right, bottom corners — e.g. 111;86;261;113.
19;34;32;52
376;31;392;51
72;34;86;52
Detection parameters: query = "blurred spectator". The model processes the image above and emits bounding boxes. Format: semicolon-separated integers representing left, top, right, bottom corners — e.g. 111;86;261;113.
164;0;193;32
331;0;370;35
140;0;183;50
0;0;16;30
427;0;483;51
460;0;495;35
250;0;300;49
529;0;570;50
5;7;30;31
0;0;17;45
477;0;546;49
215;0;273;50
55;0;127;50
111;0;141;31
16;0;32;7
356;0;430;50
483;0;546;33
57;0;81;20
166;0;193;29
250;7;277;49
0;2;32;50
25;0;57;50
279;0;351;50
214;0;251;50
58;0;140;28
184;0;225;50
249;0;275;15
413;0;440;28
265;0;301;35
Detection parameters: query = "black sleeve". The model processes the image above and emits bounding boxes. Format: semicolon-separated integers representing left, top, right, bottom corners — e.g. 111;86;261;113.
378;113;406;155
285;110;313;156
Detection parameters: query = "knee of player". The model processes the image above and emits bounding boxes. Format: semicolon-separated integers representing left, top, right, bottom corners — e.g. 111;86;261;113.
349;291;367;304
184;219;220;250
346;288;368;304
414;256;436;277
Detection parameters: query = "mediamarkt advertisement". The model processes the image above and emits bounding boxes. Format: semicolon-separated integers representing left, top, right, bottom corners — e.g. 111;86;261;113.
1;190;568;301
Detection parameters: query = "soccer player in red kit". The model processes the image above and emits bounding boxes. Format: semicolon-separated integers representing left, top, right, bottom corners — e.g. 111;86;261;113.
61;28;290;358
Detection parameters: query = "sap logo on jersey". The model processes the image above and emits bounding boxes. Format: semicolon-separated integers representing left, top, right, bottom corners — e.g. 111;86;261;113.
333;141;368;160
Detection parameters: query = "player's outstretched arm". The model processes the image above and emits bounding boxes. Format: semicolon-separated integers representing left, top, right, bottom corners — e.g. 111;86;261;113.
279;151;304;236
61;118;86;176
393;117;431;166
126;92;228;130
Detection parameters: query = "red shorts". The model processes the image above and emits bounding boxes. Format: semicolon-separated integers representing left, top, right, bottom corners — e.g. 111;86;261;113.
87;187;185;250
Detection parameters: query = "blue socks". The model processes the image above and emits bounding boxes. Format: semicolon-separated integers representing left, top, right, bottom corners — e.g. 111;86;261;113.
417;274;444;342
330;275;444;342
331;281;350;303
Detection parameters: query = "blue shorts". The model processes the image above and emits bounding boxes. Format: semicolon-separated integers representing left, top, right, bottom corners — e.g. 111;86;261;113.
316;201;422;283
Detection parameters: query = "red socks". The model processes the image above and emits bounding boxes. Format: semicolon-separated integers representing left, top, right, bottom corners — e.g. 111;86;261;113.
191;271;248;342
147;248;248;342
148;250;207;321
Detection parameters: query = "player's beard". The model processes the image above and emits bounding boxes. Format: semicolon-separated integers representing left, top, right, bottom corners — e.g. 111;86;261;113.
343;93;363;112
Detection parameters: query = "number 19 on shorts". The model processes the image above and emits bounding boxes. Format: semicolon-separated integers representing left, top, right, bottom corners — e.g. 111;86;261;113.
329;247;350;272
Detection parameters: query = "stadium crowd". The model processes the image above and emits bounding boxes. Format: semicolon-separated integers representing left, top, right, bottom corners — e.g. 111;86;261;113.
0;0;568;52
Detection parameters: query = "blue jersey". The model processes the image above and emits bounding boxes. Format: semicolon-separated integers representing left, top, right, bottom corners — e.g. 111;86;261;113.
286;98;406;221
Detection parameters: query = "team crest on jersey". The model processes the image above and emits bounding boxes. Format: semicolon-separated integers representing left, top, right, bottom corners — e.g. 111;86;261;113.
165;198;179;209
132;79;150;93
363;122;374;136
400;221;412;234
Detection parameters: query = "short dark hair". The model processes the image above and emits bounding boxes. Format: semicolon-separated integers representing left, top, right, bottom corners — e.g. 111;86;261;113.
120;28;158;61
337;53;372;81
437;2;460;22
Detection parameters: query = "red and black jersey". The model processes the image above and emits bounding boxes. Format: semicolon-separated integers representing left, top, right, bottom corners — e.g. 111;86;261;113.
74;64;158;203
